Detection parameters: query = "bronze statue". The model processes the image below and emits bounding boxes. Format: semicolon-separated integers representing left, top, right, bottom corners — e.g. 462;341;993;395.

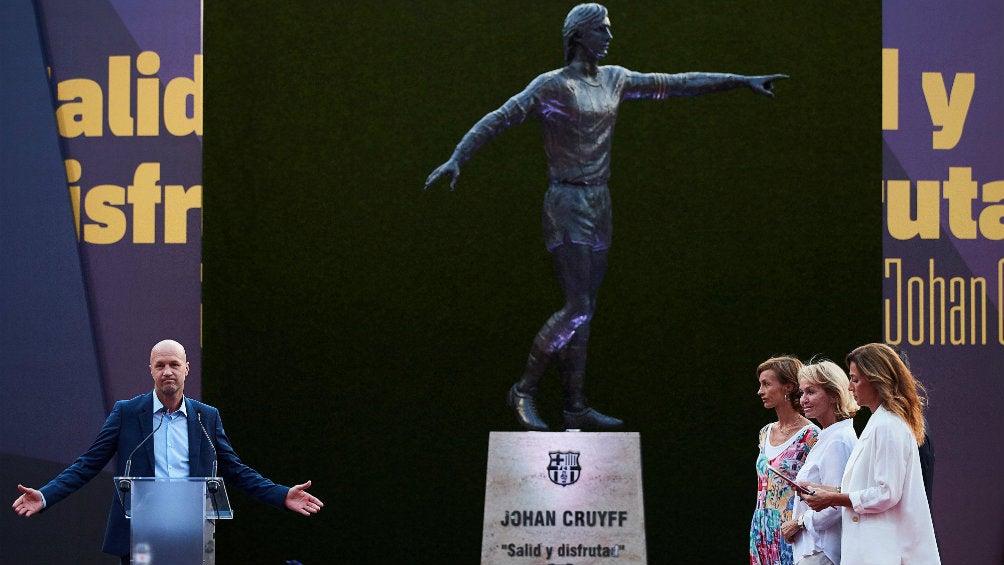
425;3;785;431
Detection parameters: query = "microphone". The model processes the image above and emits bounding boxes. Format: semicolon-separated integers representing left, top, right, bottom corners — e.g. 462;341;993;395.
119;409;167;492
197;410;220;493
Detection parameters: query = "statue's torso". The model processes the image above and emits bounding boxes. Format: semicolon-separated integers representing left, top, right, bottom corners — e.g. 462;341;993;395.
535;67;624;185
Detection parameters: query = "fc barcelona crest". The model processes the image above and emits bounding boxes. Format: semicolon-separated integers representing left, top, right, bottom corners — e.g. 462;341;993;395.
547;451;581;487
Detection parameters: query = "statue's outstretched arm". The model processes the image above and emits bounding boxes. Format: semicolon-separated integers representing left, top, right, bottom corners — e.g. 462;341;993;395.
668;72;788;98
425;84;537;191
424;102;527;191
625;71;789;100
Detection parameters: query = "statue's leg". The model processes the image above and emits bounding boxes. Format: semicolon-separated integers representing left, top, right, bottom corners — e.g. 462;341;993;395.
554;248;622;430
561;357;623;430
508;243;594;431
555;245;603;411
556;323;590;411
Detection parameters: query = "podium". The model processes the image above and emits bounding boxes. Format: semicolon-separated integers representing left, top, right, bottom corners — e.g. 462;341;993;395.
114;477;233;565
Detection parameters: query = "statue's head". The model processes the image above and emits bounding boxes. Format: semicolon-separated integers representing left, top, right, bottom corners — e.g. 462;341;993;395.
563;3;610;63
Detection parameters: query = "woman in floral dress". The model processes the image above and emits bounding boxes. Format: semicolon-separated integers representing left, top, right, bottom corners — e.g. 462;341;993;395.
750;356;819;565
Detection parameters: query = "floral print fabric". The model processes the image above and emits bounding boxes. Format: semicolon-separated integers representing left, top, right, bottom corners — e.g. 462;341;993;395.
749;424;819;565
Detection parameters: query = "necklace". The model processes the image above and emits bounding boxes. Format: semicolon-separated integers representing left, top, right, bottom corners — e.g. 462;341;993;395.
776;419;804;434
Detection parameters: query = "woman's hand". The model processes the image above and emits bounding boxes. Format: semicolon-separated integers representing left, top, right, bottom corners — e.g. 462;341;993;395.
802;488;848;512
802;490;827;511
780;517;801;543
802;481;838;494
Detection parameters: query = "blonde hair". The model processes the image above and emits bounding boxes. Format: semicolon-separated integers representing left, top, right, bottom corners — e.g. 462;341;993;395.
798;360;859;421
846;343;927;445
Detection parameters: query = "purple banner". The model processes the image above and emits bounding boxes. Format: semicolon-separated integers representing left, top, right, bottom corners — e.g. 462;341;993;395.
34;0;203;408
883;1;1004;563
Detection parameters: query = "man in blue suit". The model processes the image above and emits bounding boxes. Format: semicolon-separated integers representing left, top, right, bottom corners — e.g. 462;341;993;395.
11;339;324;563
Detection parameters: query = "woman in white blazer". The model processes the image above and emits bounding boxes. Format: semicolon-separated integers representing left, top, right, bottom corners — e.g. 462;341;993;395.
801;343;940;565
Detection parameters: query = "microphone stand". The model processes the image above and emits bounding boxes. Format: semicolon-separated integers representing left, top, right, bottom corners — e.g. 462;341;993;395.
119;409;167;492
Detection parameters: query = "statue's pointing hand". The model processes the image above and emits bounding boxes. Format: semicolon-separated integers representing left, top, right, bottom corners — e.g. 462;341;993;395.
748;74;789;98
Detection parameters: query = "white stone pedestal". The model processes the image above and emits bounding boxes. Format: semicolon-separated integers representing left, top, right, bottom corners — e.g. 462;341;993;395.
480;432;647;565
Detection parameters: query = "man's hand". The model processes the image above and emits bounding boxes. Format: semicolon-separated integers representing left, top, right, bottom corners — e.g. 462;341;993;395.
12;484;44;517
284;480;324;516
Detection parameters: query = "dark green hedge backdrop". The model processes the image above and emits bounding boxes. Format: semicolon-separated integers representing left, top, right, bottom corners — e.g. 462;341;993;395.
204;2;880;563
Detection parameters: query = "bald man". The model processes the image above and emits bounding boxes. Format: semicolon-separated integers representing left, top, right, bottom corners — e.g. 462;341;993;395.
12;340;323;563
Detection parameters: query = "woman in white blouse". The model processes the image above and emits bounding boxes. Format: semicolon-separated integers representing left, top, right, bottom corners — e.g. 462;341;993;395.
802;343;940;565
780;360;858;565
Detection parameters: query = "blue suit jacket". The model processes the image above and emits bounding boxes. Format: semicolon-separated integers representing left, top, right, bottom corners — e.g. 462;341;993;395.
39;393;290;557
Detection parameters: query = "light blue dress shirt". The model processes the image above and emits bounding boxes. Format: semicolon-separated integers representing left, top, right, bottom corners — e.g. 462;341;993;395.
152;393;190;478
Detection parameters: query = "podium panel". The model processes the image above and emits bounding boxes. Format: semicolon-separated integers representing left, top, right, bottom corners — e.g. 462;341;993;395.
115;477;232;565
131;479;205;565
481;432;647;565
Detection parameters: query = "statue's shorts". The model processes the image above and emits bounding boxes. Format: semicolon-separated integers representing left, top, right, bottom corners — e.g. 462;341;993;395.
542;182;612;252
